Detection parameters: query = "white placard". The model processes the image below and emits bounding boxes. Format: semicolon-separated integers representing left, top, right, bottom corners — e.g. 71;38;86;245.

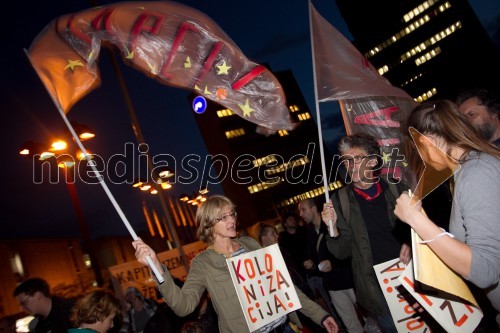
374;258;433;332
226;244;301;331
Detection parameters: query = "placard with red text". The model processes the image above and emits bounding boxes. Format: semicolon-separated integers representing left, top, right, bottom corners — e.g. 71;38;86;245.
399;260;482;332
374;258;432;332
226;244;301;331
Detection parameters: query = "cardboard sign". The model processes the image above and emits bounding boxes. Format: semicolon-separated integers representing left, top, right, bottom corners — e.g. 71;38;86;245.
399;261;483;333
374;258;433;332
411;230;477;306
226;244;301;331
108;241;206;302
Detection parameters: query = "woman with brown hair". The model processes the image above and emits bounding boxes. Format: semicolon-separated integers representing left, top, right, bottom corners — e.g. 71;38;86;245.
70;289;121;333
394;100;500;317
133;195;339;333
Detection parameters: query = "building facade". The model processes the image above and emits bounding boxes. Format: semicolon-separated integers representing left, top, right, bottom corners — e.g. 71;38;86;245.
336;0;500;100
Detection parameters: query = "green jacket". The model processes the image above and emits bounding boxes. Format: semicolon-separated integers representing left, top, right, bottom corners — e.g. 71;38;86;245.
156;236;330;333
326;180;407;316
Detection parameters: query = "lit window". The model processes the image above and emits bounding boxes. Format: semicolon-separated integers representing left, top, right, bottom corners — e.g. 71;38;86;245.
276;181;343;208
247;178;282;194
252;155;277;167
225;128;245;139
265;157;310;176
217;109;235;117
278;130;289;137
297;112;311;121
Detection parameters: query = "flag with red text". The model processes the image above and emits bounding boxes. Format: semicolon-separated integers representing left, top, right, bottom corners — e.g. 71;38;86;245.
310;3;417;181
27;1;294;133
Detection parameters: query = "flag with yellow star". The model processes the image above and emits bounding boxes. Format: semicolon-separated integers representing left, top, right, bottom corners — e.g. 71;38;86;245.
28;22;100;113
27;1;295;133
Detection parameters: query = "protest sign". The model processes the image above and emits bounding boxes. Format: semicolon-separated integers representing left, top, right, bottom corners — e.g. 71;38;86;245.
109;241;206;302
399;260;483;332
374;258;432;332
226;244;300;331
411;230;477;306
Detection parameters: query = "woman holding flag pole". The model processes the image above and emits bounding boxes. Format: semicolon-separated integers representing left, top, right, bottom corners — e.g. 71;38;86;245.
133;195;339;333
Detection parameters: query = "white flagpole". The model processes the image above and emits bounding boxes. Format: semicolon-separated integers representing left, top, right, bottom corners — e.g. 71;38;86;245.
24;49;164;283
308;2;336;237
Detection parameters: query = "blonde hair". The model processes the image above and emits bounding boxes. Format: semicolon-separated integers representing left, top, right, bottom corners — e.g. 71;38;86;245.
72;289;121;326
196;195;236;245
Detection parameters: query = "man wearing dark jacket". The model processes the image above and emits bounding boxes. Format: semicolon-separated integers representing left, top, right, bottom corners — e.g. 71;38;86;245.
13;277;75;333
321;133;411;333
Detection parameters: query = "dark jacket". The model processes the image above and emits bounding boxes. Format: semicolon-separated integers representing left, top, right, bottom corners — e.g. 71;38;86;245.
29;297;75;333
326;179;408;316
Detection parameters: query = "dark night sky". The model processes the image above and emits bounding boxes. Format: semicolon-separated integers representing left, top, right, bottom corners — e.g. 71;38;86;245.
1;0;498;241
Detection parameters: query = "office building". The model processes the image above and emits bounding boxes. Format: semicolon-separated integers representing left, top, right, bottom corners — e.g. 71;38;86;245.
336;0;500;100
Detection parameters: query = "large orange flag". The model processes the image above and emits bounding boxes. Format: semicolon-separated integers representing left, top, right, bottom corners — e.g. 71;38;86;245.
28;1;295;133
310;3;417;181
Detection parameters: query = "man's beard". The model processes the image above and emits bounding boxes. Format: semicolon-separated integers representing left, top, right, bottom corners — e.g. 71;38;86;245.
477;122;496;141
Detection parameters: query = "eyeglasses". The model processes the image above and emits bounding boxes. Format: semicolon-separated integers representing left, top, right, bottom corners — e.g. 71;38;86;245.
216;211;237;222
19;295;31;307
342;155;369;165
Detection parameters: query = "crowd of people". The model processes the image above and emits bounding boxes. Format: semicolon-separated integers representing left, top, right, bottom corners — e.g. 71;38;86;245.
12;90;499;332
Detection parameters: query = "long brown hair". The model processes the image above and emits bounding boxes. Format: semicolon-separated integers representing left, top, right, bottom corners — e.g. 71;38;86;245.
403;100;500;178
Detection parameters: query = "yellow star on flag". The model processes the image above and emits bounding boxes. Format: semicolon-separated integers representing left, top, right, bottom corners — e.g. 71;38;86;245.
203;86;212;95
216;60;231;75
184;56;191;68
125;47;134;60
382;151;392;164
194;85;201;91
64;59;84;71
238;99;254;117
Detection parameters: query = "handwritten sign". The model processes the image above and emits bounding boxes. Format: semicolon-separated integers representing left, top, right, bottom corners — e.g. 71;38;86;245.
374;258;432;332
108;241;206;302
226;244;301;331
399;260;483;333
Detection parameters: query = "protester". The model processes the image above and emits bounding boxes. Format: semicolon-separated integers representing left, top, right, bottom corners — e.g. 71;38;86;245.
394;100;500;325
133;195;339;333
278;211;309;286
456;88;500;147
258;223;314;299
297;201;337;318
321;132;411;333
13;277;76;333
259;223;327;333
69;289;121;333
121;287;157;333
299;198;362;333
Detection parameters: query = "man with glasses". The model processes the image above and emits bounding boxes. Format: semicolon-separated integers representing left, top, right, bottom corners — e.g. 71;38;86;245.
13;277;76;333
321;133;411;333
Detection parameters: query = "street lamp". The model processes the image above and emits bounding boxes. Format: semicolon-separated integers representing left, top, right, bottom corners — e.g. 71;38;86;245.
132;167;174;195
18;123;102;287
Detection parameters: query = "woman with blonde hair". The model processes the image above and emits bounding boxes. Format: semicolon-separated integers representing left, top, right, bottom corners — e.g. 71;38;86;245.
133;195;339;333
70;289;121;333
394;100;500;317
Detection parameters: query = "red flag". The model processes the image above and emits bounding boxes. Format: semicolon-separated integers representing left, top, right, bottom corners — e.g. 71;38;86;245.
310;3;418;181
27;1;295;133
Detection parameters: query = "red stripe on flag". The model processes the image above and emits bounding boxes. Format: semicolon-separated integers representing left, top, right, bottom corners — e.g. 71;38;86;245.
232;65;265;91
